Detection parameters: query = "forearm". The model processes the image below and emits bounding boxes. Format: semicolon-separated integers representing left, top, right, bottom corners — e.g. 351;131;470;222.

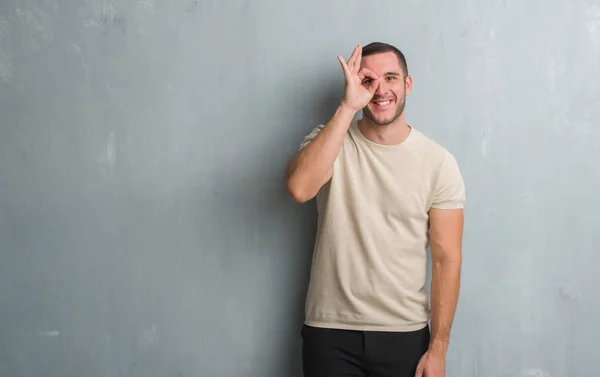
285;103;356;202
428;255;461;355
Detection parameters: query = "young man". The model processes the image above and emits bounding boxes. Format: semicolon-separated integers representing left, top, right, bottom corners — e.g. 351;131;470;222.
285;42;466;377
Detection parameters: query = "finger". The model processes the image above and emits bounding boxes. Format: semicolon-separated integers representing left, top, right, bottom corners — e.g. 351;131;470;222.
337;56;350;78
358;68;378;81
414;360;425;377
369;79;380;93
353;44;362;72
347;45;360;71
347;45;358;66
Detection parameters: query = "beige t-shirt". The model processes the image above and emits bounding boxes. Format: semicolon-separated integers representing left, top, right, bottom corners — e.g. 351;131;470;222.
299;120;465;332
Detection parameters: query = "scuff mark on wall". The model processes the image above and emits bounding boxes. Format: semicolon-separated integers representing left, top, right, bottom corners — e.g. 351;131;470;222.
136;0;157;15
586;4;600;93
83;0;126;35
587;4;600;50
13;0;57;46
38;330;60;337
0;18;13;82
185;1;199;15
519;368;551;377
70;44;91;84
0;0;58;82
98;132;117;175
557;286;579;302
481;126;491;156
142;324;157;346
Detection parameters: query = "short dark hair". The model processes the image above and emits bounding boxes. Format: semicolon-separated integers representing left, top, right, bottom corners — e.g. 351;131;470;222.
362;42;408;78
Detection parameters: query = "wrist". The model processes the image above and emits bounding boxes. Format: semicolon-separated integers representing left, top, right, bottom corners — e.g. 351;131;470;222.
333;102;358;127
339;100;360;114
428;338;449;356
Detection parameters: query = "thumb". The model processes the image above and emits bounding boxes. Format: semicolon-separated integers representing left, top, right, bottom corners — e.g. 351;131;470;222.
414;366;424;377
414;357;425;377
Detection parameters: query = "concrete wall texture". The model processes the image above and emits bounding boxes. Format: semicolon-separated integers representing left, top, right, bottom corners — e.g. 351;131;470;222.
1;0;599;376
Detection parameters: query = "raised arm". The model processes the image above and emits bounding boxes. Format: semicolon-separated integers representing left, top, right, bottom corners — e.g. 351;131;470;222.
285;44;379;203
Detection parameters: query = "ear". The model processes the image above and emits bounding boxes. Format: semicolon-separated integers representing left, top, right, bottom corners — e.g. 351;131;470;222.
404;75;413;95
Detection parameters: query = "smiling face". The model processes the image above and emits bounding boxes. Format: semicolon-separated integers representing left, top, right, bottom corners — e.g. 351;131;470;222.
360;51;412;126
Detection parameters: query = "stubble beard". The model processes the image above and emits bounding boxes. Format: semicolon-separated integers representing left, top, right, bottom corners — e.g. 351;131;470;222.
363;96;406;127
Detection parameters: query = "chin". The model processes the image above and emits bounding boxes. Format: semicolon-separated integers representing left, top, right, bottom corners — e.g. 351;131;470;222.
364;101;405;126
364;109;402;126
373;117;397;126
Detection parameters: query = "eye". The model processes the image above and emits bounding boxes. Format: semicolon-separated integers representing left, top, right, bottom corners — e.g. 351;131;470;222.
386;76;396;81
362;78;373;84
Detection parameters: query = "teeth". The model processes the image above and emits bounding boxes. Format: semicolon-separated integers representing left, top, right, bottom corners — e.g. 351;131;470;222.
376;101;390;106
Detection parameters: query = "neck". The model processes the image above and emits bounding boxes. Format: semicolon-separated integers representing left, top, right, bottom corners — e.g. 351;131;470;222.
357;114;411;146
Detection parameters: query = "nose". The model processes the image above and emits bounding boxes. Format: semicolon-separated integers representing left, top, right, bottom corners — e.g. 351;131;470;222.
375;78;388;95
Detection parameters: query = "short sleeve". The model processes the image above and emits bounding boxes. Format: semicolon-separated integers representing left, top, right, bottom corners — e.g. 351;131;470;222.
299;124;326;151
430;151;466;209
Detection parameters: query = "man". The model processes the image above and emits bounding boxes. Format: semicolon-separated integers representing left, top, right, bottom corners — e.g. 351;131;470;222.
284;42;465;377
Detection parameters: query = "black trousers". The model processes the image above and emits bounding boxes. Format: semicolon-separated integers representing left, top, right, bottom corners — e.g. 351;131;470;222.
301;324;430;377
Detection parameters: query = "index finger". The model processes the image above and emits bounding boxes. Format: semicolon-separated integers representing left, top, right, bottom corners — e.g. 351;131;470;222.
358;68;378;81
337;56;351;78
347;45;360;70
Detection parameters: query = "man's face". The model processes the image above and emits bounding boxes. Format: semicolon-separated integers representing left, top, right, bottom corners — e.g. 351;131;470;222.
360;52;412;126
